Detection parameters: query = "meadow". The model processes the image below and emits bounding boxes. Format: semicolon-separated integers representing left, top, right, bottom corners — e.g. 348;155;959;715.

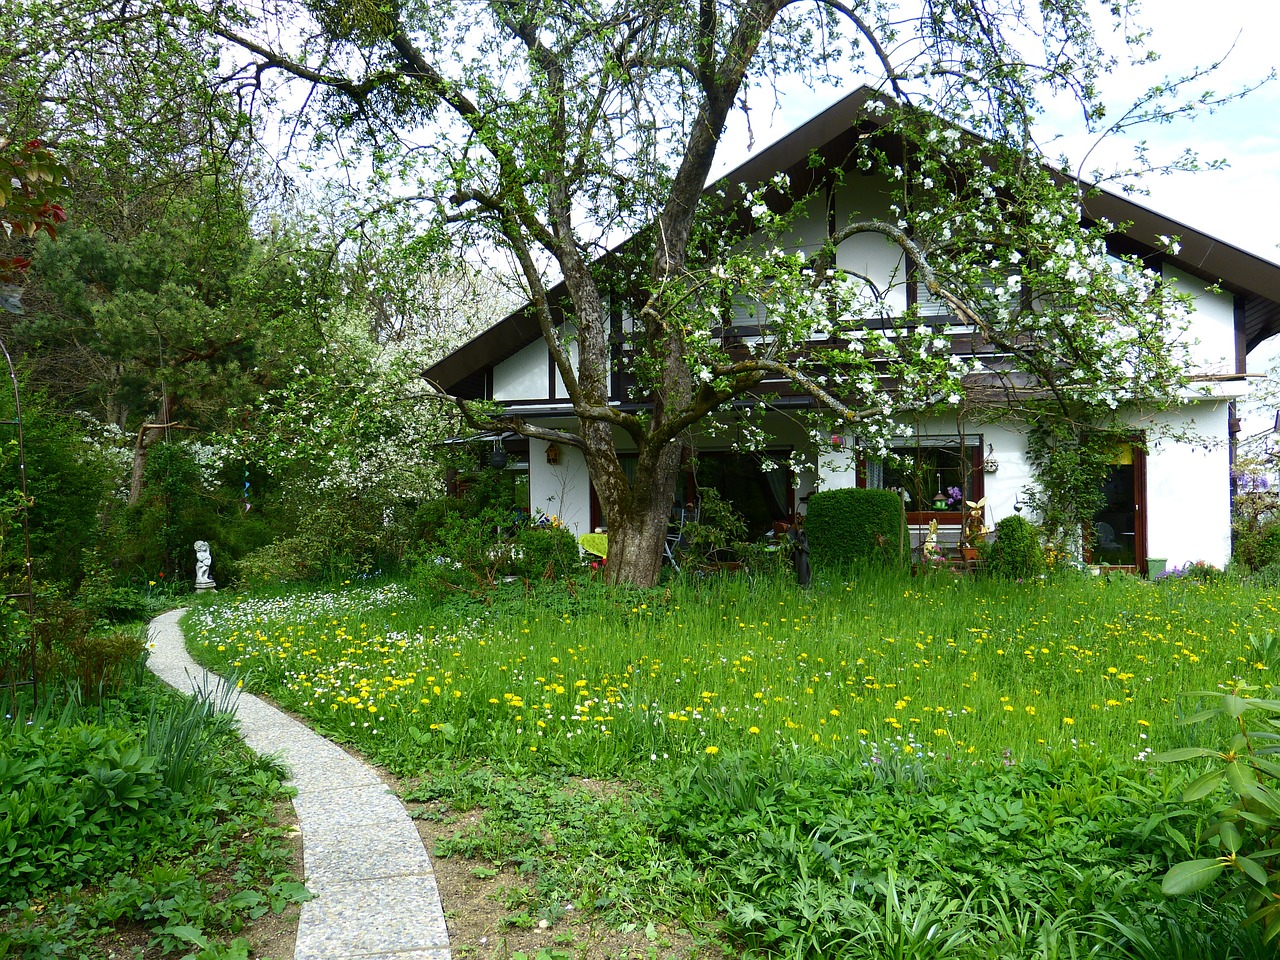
179;568;1280;959
184;569;1279;775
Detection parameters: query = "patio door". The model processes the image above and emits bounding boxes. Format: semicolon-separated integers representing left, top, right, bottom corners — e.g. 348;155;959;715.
688;451;794;539
1088;443;1147;571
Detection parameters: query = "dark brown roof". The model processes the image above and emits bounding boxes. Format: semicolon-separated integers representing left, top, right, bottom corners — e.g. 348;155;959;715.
425;87;1280;392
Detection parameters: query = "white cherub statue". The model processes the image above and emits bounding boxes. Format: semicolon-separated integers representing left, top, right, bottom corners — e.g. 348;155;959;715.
194;540;216;590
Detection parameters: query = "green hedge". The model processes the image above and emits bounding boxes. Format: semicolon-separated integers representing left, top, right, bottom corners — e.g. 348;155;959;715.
805;488;906;569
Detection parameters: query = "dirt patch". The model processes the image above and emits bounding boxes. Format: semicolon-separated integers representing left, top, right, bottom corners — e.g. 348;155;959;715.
405;796;711;960
241;799;305;960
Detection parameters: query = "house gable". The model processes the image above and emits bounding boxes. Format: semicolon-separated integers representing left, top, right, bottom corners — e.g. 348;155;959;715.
425;88;1280;401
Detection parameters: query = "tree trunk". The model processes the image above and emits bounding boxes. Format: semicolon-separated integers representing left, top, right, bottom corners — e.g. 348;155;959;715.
128;424;163;505
591;436;683;588
127;397;186;505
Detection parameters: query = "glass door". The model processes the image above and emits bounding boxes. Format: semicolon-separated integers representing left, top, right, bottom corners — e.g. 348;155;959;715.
1089;443;1146;569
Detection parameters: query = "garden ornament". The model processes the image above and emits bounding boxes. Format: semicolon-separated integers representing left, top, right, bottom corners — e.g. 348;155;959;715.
194;540;216;591
963;498;990;546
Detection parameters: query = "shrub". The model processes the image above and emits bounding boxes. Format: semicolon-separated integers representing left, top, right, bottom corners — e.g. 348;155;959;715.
436;506;519;582
805;488;905;569
678;487;749;568
235;534;329;586
1232;479;1280;571
511;525;583;580
1248;561;1280;589
0;390;114;590
1;672;309;953
1234;520;1280;571
75;565;155;623
982;514;1045;579
64;630;148;693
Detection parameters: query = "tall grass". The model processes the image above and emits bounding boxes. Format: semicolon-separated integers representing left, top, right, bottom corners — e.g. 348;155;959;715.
144;675;240;791
184;569;1280;776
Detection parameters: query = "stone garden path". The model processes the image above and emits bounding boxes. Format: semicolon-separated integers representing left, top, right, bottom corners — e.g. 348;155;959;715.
147;609;452;960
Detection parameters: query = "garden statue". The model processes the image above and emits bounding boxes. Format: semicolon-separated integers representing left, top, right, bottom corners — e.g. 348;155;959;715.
788;523;811;587
194;540;216;591
922;519;942;566
962;498;990;547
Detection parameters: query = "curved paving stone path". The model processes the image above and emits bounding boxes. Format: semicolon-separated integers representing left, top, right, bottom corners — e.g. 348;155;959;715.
147;609;451;960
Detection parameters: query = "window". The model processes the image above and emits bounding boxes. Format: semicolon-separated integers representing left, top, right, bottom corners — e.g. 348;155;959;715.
871;441;983;515
688;451;793;539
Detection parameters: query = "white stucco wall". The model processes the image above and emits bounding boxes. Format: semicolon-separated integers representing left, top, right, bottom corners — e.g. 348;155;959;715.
778;206;830;259
529;439;593;537
1165;264;1237;377
493;338;547;401
1143;401;1232;569
831;174;908;316
493;326;578;401
554;338;577;398
972;423;1034;528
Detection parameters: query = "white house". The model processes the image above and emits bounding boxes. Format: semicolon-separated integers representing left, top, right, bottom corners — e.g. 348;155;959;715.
426;91;1280;574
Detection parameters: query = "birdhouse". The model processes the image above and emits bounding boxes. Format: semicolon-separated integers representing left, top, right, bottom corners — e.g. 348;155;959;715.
545;442;561;465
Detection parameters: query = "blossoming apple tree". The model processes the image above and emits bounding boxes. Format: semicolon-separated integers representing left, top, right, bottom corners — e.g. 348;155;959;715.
207;0;1221;585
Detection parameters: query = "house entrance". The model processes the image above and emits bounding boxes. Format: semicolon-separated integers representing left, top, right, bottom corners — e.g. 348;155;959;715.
1088;443;1147;570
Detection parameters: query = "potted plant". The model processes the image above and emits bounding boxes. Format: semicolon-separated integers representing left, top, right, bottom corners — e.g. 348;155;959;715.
679;488;749;573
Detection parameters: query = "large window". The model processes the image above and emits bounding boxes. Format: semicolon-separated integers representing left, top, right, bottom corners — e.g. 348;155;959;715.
587;450;793;539
689;451;793;539
872;441;983;517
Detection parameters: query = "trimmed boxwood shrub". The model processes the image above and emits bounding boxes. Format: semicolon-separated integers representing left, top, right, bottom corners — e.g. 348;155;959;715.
805;488;906;569
982;514;1045;579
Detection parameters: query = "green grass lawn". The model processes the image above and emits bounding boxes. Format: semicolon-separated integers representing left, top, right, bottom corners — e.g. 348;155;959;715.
185;569;1279;773
179;568;1280;959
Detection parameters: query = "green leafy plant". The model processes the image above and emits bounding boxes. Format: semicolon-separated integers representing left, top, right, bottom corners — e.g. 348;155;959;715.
804;487;906;570
1;674;309;953
677;487;749;570
1157;683;1280;944
1024;424;1134;557
511;525;583;581
981;515;1046;580
145;677;239;792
